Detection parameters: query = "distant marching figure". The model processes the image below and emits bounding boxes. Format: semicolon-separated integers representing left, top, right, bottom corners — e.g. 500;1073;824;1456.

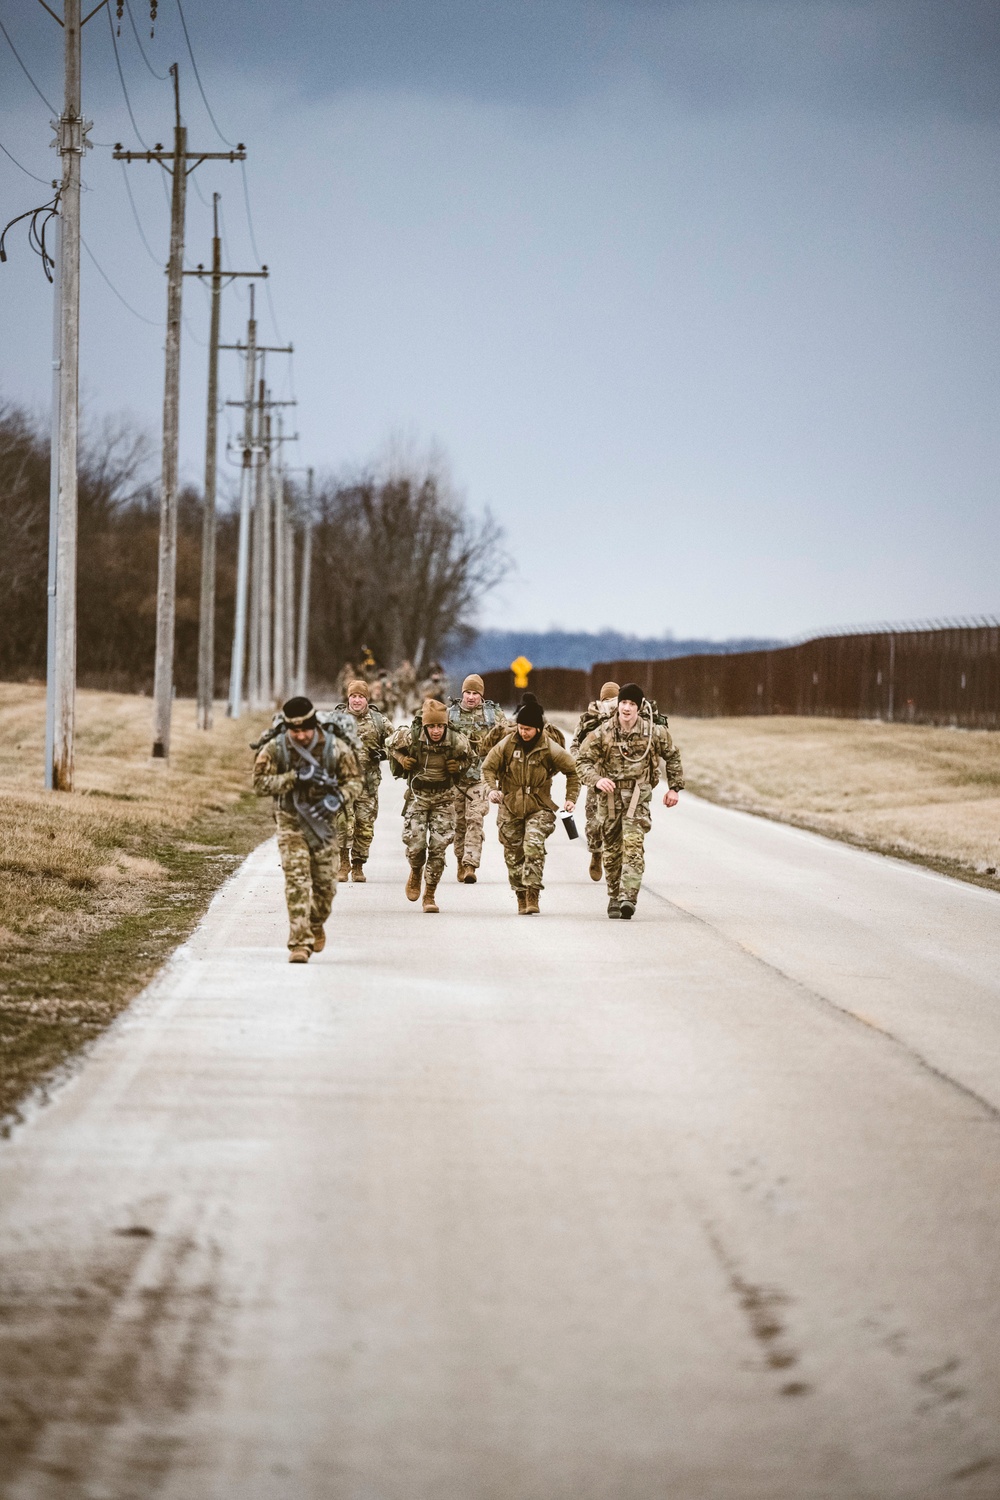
482;696;580;915
388;699;472;913
448;673;510;883
253;696;363;962
571;680;620;882
335;678;392;884
575;683;684;920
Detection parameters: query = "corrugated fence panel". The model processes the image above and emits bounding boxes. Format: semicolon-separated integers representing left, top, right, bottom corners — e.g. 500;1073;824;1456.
589;627;1000;728
481;668;590;711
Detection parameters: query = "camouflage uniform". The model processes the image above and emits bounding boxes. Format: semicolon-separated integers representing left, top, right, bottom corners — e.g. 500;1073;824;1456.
448;699;509;872
575;714;684;908
482;730;580;892
336;701;391;867
572;698;619;856
253;729;363;951
388;723;472;883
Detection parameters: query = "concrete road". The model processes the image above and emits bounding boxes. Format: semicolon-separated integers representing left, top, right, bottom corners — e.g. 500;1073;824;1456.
1;779;999;1500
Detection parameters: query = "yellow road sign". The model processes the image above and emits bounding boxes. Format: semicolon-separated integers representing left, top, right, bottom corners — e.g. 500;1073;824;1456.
510;655;533;690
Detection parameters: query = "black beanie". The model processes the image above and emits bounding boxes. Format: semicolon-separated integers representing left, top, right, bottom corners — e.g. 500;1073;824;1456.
282;695;317;728
519;691;539;706
516;700;545;730
618;683;645;707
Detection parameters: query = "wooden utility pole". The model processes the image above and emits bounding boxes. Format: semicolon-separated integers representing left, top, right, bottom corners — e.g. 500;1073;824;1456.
272;412;285;704
226;292;257;718
294;467;314;697
115;83;244;759
186;195;264;730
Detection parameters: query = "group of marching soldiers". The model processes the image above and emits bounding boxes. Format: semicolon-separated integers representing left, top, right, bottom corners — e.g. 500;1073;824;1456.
253;672;684;962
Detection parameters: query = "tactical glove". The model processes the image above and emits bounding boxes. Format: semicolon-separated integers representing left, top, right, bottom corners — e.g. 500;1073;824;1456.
445;759;461;774
397;754;417;770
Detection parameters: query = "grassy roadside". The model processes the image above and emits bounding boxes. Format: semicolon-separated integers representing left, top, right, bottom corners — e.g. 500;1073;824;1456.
0;686;271;1130
668;715;1000;894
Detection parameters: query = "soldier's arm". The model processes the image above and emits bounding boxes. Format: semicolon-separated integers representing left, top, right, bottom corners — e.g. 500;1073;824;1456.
452;732;473;771
387;728;413;768
573;730;604;788
337;747;365;804
655;727;685;790
481;738;505;790
551;742;581;805
253;744;296;798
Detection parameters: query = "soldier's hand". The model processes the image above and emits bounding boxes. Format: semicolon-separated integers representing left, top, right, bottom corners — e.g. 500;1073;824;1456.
397;755;416;770
488;789;503;804
563;800;575;814
596;776;615;794
663;789;679;808
296;764;318;783
445;759;461;774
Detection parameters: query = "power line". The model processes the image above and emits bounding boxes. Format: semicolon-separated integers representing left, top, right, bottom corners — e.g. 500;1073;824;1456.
175;0;236;147
239;158;285;342
0;16;56;113
106;2;150;149
119;159;162;264
81;233;160;325
0;137;53;186
124;0;169;80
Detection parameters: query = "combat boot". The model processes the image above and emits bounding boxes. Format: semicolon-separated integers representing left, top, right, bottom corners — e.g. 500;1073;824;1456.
525;887;540;914
351;861;366;883
338;850;351;882
516;888;528;914
457;862;471;882
311;927;326;953
422;878;440;913
607;882;621;918
619;898;636;920
289;947;310;964
589;851;602;881
405;861;424;901
463;866;477;884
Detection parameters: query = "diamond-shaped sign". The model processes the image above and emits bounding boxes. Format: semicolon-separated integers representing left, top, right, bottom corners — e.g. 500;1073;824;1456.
510;655;533;689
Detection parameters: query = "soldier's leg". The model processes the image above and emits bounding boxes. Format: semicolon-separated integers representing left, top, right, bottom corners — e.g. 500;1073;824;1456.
620;794;652;905
351;790;377;864
521;809;556;891
276;827;316;952
497;811;526;889
424;796;456;885
603;807;625;903
584;786;604;853
309;838;338;933
461;780;490;870
403;798;429;870
453;785;469;866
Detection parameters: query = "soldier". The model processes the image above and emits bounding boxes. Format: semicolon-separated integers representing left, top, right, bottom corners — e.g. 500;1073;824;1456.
448;673;510;883
482;697;579;915
335;678;391;883
517;690;567;747
571;681;620;882
388;699;471;913
252;695;363;962
419;661;450;704
576;682;684;920
394;658;417;716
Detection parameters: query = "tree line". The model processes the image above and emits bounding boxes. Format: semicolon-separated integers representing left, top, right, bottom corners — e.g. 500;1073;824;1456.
0;398;508;695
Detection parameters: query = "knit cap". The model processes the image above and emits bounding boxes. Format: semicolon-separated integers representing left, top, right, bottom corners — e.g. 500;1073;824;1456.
421;698;448;726
618;683;645;707
462;674;485;695
600;681;619;701
347;679;370;699
516;699;545;730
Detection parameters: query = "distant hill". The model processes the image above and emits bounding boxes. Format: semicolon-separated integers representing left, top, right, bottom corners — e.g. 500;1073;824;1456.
442;629;782;681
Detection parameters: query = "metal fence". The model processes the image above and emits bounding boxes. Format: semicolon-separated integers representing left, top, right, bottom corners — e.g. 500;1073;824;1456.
481;667;591;712
591;622;1000;729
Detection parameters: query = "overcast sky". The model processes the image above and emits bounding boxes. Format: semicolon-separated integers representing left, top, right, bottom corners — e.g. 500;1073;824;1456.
2;0;998;638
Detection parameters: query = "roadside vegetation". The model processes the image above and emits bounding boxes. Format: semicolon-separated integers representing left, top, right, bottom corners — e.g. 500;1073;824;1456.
670;715;1000;891
0;685;271;1128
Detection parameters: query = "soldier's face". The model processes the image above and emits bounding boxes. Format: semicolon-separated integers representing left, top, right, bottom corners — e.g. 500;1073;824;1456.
288;727;315;746
517;724;539;742
425;724;446;742
462;692;483;709
348;694;368;713
618;701;640;730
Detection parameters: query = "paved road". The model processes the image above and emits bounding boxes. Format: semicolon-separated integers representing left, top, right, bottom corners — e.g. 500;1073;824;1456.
1;779;999;1500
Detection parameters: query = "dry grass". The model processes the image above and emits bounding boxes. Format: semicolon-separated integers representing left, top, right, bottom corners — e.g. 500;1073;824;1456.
0;685;272;1127
668;715;1000;890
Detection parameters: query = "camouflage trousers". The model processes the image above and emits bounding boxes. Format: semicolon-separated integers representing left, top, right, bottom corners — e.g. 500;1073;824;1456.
453;780;491;869
402;791;456;883
600;784;653;903
497;807;556;891
584;785;605;854
343;787;379;864
275;811;338;952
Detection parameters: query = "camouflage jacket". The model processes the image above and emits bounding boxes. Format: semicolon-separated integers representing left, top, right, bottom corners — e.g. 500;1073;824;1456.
335;703;391;793
387;723;472;800
482;730;580;818
253;728;364;826
447;700;509;774
575;716;684;792
571;698;617;753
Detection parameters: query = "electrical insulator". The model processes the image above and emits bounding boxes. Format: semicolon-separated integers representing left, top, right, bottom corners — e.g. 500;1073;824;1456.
149;0;157;37
116;0;123;35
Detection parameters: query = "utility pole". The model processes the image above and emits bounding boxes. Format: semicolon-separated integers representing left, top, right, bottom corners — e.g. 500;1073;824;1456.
226;290;257;718
272;412;285;704
115;82;244;760
294;467;314;697
186;194;264;730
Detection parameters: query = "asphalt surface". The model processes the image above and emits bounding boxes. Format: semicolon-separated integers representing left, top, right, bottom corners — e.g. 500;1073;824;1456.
1;777;999;1500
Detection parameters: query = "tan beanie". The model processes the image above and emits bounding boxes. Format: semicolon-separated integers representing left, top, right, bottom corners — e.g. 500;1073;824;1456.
347;678;370;699
600;681;620;701
421;698;448;726
462;674;485;695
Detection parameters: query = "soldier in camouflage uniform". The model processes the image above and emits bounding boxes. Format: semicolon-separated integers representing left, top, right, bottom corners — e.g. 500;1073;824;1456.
419;662;450;705
335;678;391;883
571;681;619;882
575;682;684;921
253;696;363;961
448;673;509;883
387;699;471;912
482;697;580;915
